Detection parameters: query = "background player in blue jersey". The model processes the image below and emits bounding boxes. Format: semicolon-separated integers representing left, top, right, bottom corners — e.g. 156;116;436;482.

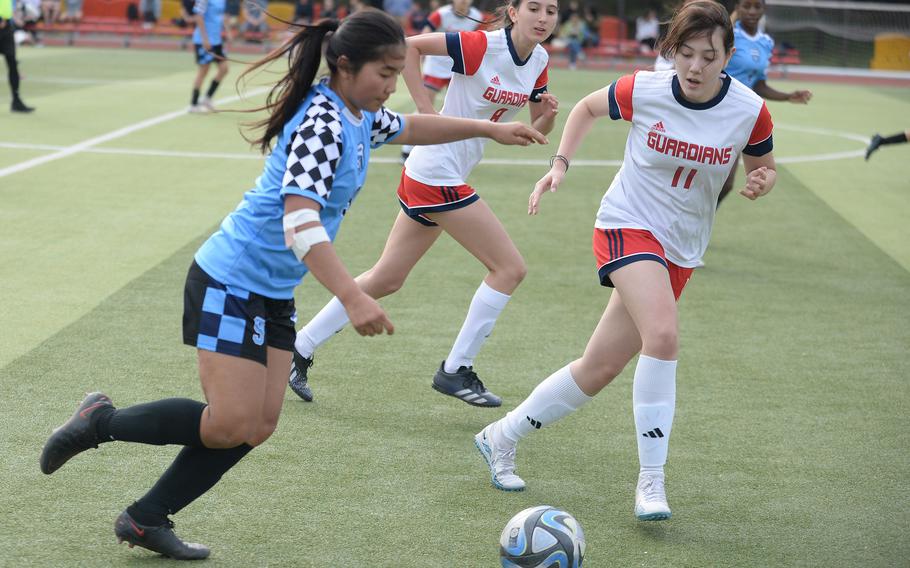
189;0;228;113
38;9;545;560
717;0;811;204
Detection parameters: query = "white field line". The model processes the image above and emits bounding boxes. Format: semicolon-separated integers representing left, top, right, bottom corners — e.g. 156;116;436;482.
0;121;869;171
0;87;269;179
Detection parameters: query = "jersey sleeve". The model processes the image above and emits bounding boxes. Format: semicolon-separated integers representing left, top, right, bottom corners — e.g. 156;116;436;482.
426;9;441;30
281;109;344;206
446;30;488;76
743;102;774;156
529;65;549;102
607;73;635;121
192;0;206;16
370;107;406;149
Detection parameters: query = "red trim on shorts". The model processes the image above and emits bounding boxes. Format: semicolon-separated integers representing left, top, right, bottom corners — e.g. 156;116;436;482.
423;75;451;92
396;169;479;226
592;228;693;300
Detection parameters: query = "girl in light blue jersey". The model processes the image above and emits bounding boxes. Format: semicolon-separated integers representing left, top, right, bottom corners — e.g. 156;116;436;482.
189;0;228;113
38;9;545;560
718;0;811;204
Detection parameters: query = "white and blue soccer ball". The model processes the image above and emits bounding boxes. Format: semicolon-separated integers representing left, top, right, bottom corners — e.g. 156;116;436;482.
499;506;586;568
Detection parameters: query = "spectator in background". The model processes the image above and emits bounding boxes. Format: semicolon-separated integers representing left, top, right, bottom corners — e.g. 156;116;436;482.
560;11;585;69
320;0;337;20
39;0;58;23
1;0;35;112
383;0;411;31
293;0;312;24
560;0;578;24
173;0;196;27
140;0;161;25
635;8;659;52
224;0;241;39
15;0;42;44
581;2;598;47
242;0;269;40
61;0;81;22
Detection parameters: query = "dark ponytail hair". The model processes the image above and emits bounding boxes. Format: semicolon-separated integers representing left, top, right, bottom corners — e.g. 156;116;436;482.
241;9;405;154
487;0;523;31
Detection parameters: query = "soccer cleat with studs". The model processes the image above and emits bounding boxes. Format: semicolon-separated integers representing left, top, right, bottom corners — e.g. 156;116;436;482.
634;471;672;521
432;362;502;407
40;392;114;475
115;510;210;560
865;134;884;161
474;422;525;491
288;349;314;402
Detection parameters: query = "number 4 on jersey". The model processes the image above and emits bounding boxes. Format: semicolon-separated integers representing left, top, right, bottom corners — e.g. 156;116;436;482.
490;107;508;122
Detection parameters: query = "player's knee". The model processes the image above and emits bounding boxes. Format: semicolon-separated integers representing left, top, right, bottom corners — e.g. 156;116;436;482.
642;326;678;359
204;423;250;448
246;418;278;447
494;260;527;289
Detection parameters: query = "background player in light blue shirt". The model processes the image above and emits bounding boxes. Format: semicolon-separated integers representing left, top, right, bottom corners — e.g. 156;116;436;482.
718;0;812;204
39;10;546;560
189;0;228;113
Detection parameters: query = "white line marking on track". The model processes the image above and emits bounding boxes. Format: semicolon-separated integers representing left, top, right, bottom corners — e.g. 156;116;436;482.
0;121;869;172
0;88;268;179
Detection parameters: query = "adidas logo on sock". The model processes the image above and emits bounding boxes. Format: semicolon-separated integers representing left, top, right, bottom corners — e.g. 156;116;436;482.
642;428;665;438
526;416;542;429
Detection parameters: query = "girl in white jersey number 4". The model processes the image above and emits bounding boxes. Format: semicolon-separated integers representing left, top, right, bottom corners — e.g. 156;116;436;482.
476;0;777;521
289;0;560;407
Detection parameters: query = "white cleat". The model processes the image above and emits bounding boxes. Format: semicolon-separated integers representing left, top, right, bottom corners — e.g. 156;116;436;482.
474;422;526;491
635;472;672;521
200;98;216;112
188;104;210;114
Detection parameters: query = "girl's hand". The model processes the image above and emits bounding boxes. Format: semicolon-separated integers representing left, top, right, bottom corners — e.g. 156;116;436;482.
343;292;394;337
788;90;812;104
740;166;776;200
537;93;560;120
491;122;548;146
528;166;566;215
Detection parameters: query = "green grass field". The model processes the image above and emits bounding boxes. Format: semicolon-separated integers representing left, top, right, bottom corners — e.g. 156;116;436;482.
1;47;908;566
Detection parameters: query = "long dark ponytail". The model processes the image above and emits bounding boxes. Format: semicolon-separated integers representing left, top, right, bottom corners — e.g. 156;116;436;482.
240;9;405;154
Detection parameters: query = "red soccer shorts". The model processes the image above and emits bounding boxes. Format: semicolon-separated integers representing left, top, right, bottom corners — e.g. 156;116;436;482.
423;75;451;92
592;228;693;300
397;169;479;227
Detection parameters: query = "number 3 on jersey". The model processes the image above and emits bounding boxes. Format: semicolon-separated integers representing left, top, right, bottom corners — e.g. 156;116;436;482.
490;107;508;122
671;166;698;190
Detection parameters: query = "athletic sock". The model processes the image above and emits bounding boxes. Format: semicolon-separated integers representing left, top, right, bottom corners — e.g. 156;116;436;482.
443;281;510;373
632;355;677;474
500;364;592;443
191;88;200;105
95;398;205;447
294;297;349;358
882;132;908;145
129;443;254;525
205;79;220;99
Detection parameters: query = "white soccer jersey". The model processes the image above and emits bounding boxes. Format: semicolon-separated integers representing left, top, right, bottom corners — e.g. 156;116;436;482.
596;70;773;267
405;28;549;186
422;5;483;80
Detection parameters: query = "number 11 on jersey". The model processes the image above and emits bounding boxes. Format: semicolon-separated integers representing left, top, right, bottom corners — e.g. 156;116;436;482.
671;166;698;190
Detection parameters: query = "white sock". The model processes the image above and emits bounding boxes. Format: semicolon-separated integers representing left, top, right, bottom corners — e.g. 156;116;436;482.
294;296;349;357
500;364;592;444
443;281;510;373
633;355;677;475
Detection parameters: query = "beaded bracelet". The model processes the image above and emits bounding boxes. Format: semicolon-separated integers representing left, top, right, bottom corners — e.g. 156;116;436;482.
549;154;570;172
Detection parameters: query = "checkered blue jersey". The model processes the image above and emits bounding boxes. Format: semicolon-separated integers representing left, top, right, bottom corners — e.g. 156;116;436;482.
724;21;774;89
194;79;405;299
192;0;226;46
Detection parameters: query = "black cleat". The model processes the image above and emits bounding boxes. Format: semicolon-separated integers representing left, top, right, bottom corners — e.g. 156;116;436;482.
11;98;35;113
432;362;502;407
865;134;883;161
40;392;113;474
115;510;210;560
289;349;314;402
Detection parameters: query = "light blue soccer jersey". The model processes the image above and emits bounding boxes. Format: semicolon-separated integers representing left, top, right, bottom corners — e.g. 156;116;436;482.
194;79;405;299
724;21;774;89
192;0;226;46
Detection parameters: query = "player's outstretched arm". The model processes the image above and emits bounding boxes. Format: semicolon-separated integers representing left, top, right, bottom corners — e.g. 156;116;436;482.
403;33;449;114
528;86;611;215
740;153;777;201
753;80;812;104
394;114;547;147
283;195;393;337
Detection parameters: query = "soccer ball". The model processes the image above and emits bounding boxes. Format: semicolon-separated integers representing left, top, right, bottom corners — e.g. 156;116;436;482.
499;506;586;568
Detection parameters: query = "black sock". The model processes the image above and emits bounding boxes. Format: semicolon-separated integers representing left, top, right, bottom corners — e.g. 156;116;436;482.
95;398;205;447
205;79;220;99
882;132;908;145
129;444;254;525
191;88;200;105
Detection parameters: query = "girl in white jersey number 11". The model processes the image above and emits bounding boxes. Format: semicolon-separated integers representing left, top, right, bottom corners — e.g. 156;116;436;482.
289;0;560;407
476;0;777;521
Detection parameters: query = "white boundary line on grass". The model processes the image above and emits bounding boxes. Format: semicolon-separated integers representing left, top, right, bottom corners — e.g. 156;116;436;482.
0;87;269;180
0;121;868;173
